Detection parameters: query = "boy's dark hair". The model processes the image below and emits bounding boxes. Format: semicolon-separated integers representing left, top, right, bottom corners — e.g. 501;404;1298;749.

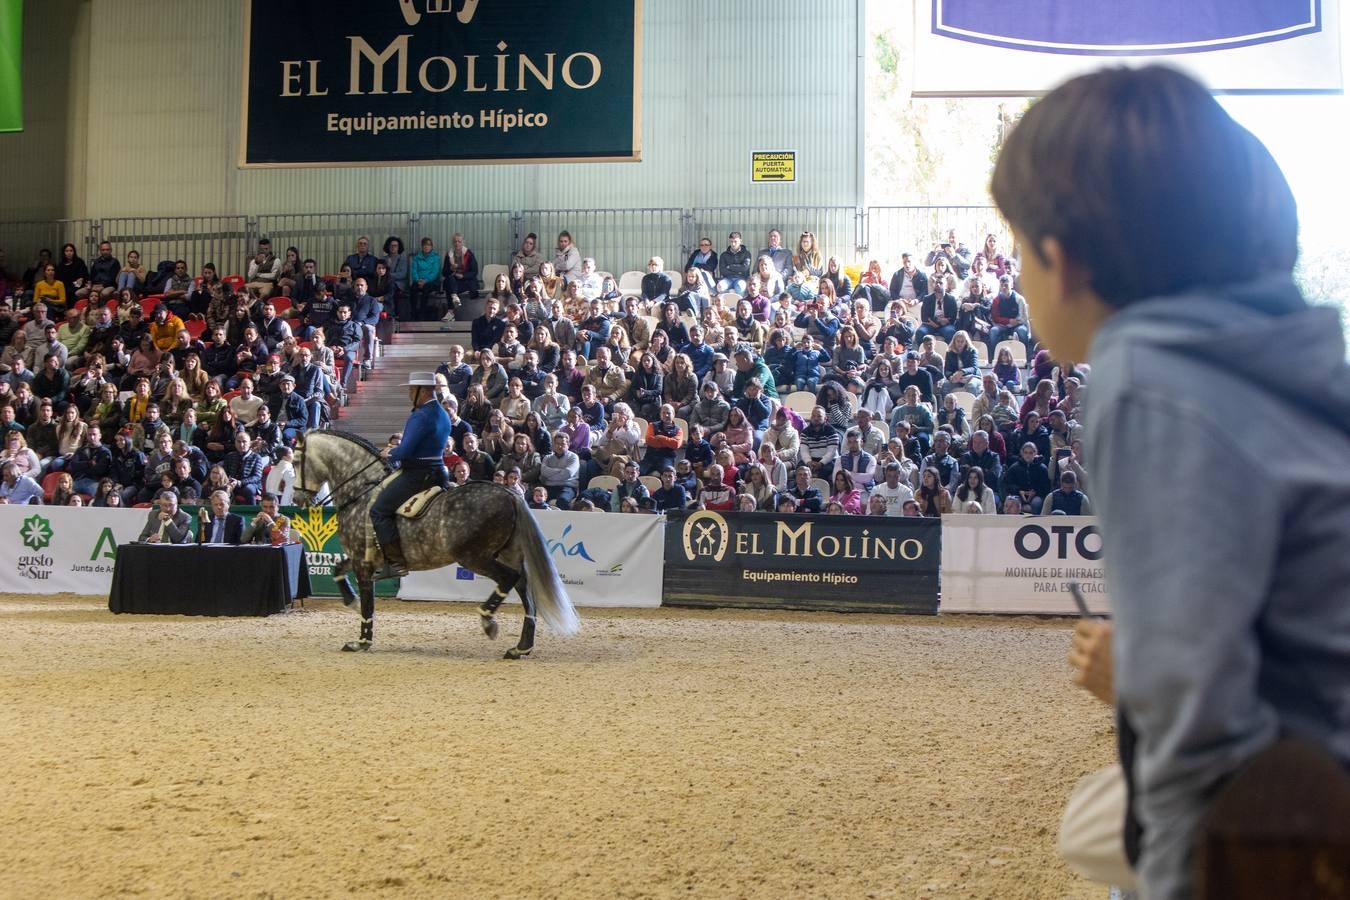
991;65;1298;309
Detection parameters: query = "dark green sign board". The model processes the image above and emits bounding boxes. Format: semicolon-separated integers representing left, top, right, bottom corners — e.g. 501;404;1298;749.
241;0;641;167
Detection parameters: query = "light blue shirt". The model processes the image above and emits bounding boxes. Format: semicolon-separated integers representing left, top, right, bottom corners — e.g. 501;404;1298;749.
0;475;43;505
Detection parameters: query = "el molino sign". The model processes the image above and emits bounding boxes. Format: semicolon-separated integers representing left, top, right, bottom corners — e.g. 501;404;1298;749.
241;0;641;167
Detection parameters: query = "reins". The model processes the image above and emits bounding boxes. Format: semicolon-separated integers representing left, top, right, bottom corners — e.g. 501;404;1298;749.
299;437;389;507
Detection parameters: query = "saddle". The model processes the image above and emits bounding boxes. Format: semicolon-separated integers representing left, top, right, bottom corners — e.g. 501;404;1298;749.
397;486;444;519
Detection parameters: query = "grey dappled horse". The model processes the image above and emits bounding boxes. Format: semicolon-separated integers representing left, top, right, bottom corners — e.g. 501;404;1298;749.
293;430;579;658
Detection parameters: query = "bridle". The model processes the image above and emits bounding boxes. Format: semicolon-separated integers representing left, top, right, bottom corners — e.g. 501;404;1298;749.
296;435;387;508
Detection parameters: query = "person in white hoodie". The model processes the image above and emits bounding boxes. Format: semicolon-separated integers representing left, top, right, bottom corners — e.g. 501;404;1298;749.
993;65;1350;899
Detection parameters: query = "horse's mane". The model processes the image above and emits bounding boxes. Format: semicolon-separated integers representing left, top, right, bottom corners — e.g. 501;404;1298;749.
315;429;389;464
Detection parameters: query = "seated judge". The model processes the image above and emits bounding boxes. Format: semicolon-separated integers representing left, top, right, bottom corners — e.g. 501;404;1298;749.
137;489;193;543
241;492;295;544
197;489;243;545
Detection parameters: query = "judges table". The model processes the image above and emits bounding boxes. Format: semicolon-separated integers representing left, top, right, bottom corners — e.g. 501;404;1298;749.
109;542;310;616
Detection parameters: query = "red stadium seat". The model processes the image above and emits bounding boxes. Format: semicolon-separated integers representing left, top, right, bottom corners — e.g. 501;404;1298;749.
223;275;246;292
140;295;165;318
41;471;63;503
270;297;291;315
222;389;241;402
184;319;207;340
73;298;88;313
133;502;152;508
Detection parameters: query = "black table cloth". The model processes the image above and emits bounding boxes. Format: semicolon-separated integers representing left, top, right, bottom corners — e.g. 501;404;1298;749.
109;542;310;616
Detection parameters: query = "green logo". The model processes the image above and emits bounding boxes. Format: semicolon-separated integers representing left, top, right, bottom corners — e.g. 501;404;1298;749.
90;527;118;562
21;515;53;551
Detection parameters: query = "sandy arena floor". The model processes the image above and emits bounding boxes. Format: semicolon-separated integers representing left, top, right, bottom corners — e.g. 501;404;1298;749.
1;595;1114;899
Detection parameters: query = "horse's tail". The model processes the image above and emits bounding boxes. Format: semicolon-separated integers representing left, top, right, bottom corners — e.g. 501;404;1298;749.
511;494;580;636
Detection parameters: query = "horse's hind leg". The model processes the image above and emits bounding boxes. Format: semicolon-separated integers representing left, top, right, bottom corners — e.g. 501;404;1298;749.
504;572;535;661
461;555;520;645
341;574;376;652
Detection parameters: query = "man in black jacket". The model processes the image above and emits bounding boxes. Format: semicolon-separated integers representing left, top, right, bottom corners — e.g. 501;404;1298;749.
68;425;113;495
888;253;929;303
1002;442;1052;513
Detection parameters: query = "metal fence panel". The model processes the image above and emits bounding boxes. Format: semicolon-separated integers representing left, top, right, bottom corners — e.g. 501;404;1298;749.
0;220;98;289
254;212;413;277
862;206;1006;270
517;209;684;279
412;212;515;272
99;216;251;278
690;207;861;268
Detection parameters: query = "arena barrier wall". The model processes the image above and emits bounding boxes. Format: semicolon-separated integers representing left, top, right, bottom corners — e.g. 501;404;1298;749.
0;505;145;594
398;508;664;609
939;516;1110;615
662;510;942;615
0;505;1108;617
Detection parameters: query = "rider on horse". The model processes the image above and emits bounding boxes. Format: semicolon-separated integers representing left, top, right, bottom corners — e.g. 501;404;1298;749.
371;372;451;579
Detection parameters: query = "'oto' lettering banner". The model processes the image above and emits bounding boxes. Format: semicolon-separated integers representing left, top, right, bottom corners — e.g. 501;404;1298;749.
242;0;641;167
939;515;1111;614
662;510;941;614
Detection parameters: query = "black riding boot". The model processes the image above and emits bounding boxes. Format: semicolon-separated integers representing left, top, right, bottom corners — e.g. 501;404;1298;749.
373;540;408;580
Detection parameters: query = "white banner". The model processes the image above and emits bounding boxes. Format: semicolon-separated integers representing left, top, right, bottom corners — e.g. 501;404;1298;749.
399;509;665;608
0;505;148;596
914;0;1343;95
940;515;1110;615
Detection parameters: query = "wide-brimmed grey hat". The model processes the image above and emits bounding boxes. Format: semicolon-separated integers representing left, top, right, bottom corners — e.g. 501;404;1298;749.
407;372;437;386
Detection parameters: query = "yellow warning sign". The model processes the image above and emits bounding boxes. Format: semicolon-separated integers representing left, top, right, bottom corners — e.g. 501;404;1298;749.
752;151;796;183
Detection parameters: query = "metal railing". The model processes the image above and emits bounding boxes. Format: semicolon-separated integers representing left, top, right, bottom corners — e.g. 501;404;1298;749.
517;208;684;279
690;206;863;270
412;211;515;274
862;206;1008;267
100;215;250;273
0;206;1008;293
0;219;99;276
253;212;413;277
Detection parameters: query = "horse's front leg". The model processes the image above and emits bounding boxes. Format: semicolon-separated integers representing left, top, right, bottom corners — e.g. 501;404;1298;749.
342;571;375;652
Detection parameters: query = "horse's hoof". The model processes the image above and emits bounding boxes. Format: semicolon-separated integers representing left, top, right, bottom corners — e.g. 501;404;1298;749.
342;640;372;652
480;614;499;641
503;646;532;660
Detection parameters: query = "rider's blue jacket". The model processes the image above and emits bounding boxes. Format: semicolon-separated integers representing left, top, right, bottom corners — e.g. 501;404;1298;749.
389;399;451;469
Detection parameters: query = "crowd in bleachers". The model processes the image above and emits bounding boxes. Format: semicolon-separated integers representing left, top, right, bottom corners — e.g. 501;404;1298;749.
0;236;371;512
1;224;1093;519
424;225;1092;517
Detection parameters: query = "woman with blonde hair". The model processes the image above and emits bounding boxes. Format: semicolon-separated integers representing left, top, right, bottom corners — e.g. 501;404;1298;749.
527;323;559;373
821;255;852;299
793;231;824;278
539;260;563;303
663;352;698;420
177;351;210;404
1;430;41;478
49;471;76;506
54;403;88;465
858;259;886;286
943;329;980;394
160;378;193;426
753;256;785;297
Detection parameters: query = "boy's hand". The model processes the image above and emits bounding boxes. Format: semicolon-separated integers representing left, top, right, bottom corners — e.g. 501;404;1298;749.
1069;619;1114;705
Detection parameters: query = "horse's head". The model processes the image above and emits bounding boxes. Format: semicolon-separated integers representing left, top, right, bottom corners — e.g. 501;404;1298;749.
292;433;323;506
292;431;389;508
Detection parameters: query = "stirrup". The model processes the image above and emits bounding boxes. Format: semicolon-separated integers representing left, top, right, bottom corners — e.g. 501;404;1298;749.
372;560;408;580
